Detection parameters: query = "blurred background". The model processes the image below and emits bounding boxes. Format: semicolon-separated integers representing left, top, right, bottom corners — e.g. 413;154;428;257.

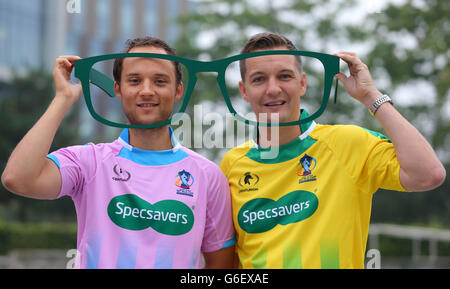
0;0;448;268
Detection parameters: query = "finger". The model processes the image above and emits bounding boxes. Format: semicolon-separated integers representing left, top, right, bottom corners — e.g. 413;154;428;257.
335;51;357;56
56;58;72;67
335;53;369;74
334;72;347;81
334;52;361;65
56;56;81;68
58;55;81;62
334;72;351;85
54;57;77;80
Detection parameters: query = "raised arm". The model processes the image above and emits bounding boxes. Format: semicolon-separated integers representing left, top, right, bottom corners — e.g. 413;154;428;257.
334;52;446;192
1;56;82;199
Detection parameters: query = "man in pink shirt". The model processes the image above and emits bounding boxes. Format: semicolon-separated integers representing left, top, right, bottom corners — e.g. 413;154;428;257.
2;37;236;269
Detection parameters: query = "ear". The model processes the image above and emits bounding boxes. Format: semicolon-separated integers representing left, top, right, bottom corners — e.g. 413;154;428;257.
174;81;184;101
299;72;307;96
114;82;122;99
238;81;250;102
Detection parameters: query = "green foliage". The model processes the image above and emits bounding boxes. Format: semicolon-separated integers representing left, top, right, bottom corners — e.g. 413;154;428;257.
0;68;79;222
0;0;447;255
174;0;360;153
0;221;77;254
361;1;450;227
364;0;450;148
174;0;450;228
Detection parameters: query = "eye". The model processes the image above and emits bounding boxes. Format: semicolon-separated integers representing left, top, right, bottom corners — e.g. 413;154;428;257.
128;78;141;85
250;76;264;84
155;78;168;85
279;73;294;80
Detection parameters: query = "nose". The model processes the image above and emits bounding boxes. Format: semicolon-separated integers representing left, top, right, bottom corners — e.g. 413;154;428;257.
266;77;282;97
139;79;156;97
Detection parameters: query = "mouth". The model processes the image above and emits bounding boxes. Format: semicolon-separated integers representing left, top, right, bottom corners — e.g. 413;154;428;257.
137;103;159;108
264;100;286;107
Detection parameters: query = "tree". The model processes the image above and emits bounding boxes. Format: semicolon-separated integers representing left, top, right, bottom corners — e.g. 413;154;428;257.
174;0;360;160
174;0;450;226
0;69;79;222
360;0;450;226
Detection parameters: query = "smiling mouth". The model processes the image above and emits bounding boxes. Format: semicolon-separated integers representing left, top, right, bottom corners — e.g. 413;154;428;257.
264;101;286;107
137;103;159;107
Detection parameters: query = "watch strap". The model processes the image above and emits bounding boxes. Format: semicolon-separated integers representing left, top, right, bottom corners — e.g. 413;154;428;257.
368;94;393;116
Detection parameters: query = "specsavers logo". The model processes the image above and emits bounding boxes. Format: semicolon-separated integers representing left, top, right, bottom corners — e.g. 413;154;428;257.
238;190;318;233
107;194;194;235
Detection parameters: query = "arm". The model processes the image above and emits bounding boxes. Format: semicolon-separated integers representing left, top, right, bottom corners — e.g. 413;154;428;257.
203;246;236;269
1;56;82;199
334;52;446;192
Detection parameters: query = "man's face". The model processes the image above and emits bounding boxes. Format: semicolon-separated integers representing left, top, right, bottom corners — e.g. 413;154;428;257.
114;46;183;126
238;47;306;124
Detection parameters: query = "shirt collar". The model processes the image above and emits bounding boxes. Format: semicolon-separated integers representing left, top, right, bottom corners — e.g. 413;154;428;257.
116;126;188;166
117;126;181;153
252;109;317;150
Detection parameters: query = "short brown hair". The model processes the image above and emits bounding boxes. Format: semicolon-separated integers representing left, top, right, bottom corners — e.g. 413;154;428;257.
113;36;182;85
239;32;302;81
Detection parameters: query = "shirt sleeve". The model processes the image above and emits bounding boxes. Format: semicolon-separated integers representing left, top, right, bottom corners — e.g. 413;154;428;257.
46;143;97;200
332;125;407;194
201;166;236;253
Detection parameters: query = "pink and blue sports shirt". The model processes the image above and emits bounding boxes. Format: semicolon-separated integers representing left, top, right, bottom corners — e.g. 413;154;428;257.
47;127;235;269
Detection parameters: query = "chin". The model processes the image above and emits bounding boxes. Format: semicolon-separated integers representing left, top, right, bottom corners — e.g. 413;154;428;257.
256;112;290;124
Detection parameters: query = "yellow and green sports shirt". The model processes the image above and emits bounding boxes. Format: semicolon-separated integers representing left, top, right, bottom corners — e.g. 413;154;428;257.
220;112;407;269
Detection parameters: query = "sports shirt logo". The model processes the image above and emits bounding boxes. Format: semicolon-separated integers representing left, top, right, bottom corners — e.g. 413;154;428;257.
238;172;260;193
175;170;194;197
107;194;194;235
112;164;131;182
238;190;318;233
297;154;317;183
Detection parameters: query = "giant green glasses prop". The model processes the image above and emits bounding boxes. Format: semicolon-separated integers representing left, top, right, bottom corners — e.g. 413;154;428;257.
74;50;340;128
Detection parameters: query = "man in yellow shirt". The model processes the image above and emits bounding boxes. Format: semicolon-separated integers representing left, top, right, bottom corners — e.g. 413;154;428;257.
220;32;446;268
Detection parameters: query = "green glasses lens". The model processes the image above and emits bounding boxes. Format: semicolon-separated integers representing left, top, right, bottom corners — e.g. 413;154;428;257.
224;52;329;126
87;55;189;128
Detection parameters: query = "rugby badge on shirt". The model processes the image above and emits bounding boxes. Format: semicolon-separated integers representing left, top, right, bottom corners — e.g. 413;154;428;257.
175;170;194;197
297;154;317;184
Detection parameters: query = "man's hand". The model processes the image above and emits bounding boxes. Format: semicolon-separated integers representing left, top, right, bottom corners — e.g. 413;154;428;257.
334;52;382;106
53;55;83;105
1;56;84;200
333;52;446;191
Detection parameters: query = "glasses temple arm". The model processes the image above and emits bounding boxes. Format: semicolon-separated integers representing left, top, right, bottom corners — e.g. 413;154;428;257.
89;68;116;98
334;77;339;104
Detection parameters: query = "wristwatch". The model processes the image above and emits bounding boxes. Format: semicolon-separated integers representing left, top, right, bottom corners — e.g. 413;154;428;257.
368;94;393;116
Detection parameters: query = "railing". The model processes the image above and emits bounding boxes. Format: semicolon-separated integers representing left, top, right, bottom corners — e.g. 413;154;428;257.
368;223;450;268
1;224;449;268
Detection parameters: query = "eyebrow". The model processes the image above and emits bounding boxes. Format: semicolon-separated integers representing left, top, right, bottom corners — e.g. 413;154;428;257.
248;68;296;79
126;73;140;78
248;71;264;79
125;72;171;78
278;69;296;75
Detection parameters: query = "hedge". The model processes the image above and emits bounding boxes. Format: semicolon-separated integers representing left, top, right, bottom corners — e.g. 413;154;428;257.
0;221;77;254
1;221;449;258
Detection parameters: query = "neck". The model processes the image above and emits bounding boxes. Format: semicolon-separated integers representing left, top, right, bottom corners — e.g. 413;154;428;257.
257;124;302;148
128;125;173;151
